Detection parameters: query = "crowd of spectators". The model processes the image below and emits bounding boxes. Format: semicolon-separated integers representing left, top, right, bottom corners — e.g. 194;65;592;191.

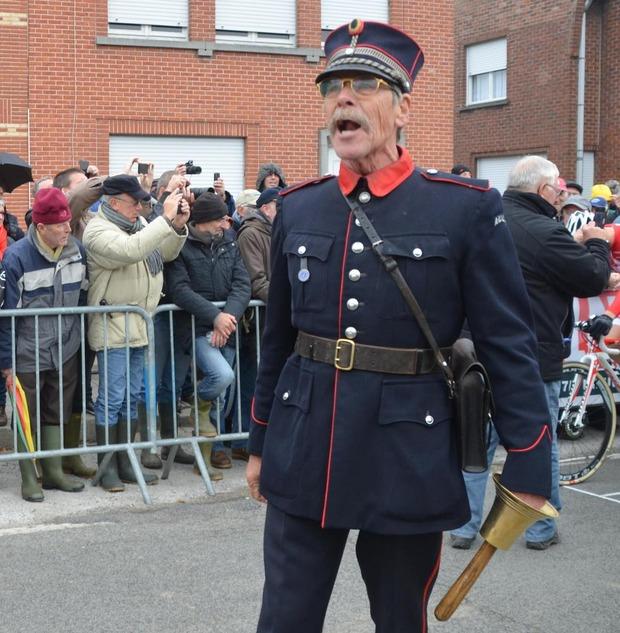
0;159;286;501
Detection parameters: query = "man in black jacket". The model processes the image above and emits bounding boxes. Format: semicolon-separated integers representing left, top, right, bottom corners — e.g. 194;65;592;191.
166;193;251;475
453;155;611;552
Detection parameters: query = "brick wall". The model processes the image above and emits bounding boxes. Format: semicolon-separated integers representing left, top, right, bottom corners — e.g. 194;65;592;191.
2;0;454;225
454;0;619;187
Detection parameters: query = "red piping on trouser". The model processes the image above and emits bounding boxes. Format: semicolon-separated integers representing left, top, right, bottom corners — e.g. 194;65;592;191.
508;425;551;453
320;212;354;528
250;397;268;426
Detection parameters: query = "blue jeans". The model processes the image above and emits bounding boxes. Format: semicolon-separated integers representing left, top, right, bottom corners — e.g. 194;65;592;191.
195;334;236;434
451;380;561;542
95;347;145;427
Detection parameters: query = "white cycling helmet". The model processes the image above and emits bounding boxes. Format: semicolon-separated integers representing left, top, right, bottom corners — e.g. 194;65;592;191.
566;209;594;235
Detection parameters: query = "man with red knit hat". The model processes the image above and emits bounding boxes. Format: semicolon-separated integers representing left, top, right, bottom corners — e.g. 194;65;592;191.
247;18;553;633
0;187;88;502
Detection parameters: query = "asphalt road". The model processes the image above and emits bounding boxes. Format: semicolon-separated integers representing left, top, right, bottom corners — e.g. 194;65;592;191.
0;455;618;632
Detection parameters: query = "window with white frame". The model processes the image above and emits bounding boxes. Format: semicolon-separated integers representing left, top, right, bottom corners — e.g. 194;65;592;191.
109;136;246;199
321;1;388;39
108;0;188;40
466;39;507;106
215;0;296;47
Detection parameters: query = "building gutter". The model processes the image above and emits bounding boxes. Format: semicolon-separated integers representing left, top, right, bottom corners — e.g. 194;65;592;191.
576;0;596;183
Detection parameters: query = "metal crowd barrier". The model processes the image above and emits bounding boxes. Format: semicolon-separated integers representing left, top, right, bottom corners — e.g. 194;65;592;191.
0;301;264;505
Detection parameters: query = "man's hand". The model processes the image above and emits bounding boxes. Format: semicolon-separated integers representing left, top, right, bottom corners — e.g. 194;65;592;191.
162;190;183;222
138;163;154;192
246;455;266;503
86;164;100;178
581;222;611;243
213;178;226;200
583;314;614;339
124;157;139;174
2;368;13;382
608;272;620;290
513;491;547;511
165;174;189;194
213;312;237;338
175;163;187;176
172;198;189;230
210;329;228;348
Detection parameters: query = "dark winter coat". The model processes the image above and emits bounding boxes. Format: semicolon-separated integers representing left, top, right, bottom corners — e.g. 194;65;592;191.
236;209;272;302
502;189;611;381
165;227;251;337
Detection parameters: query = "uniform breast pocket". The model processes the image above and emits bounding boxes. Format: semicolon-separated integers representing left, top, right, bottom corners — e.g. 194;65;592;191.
283;232;335;313
374;233;451;320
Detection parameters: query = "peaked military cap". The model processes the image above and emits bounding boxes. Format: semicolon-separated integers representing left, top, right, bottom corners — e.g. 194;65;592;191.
316;19;424;93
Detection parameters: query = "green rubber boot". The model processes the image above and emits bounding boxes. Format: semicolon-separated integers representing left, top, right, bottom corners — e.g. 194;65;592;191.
160;402;194;465
41;426;85;492
193;439;223;481
95;425;125;493
17;435;44;502
116;420;158;485
62;413;97;478
138;403;162;470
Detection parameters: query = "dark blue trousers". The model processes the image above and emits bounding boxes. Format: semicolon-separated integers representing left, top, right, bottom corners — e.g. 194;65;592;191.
257;504;442;633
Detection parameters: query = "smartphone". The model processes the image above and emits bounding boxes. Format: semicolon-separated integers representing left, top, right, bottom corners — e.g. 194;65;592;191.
594;210;606;228
78;159;89;174
213;172;220;181
138;162;149;175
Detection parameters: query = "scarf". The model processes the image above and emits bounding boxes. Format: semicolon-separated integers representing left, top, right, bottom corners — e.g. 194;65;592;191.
100;199;163;276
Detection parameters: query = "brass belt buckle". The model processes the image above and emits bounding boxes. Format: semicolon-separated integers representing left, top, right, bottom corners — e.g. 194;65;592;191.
334;338;355;371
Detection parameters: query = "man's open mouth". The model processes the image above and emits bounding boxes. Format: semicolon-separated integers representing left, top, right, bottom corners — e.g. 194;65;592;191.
337;120;361;133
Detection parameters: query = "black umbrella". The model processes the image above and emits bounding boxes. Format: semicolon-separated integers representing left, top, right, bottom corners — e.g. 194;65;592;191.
0;152;33;193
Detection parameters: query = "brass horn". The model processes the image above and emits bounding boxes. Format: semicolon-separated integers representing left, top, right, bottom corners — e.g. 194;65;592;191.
435;473;559;621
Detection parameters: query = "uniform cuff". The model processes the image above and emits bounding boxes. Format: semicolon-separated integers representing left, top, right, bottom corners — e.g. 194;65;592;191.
499;429;552;498
248;422;267;456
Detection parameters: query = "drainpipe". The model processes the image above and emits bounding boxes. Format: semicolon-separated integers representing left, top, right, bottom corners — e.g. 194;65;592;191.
576;0;595;183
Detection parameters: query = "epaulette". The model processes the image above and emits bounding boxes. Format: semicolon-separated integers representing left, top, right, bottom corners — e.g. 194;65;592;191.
419;168;490;192
280;175;336;197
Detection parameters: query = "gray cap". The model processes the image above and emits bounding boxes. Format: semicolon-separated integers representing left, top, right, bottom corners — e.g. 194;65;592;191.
560;195;591;212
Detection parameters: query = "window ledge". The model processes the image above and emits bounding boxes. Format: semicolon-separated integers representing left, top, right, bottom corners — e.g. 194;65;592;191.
96;36;324;62
459;99;509;112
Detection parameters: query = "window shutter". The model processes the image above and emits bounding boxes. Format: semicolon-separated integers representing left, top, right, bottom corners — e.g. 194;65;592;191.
467;39;507;75
216;0;296;34
108;0;188;28
321;1;388;31
109;136;246;200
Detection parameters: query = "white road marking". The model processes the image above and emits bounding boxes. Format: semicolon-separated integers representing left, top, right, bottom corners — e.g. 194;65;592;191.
0;522;114;537
563;486;620;504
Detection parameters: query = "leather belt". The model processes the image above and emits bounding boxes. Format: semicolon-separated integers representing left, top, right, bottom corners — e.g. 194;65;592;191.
294;331;451;375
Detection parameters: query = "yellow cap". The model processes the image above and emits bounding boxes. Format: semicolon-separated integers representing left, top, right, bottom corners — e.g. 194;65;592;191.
592;183;613;201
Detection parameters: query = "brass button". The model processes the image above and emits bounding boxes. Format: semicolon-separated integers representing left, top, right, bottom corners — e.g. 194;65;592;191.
352;241;364;254
297;246;307;255
346;298;359;311
413;248;423;258
349;269;361;282
425;414;434;425
358;191;371;204
344;327;357;339
282;391;290;401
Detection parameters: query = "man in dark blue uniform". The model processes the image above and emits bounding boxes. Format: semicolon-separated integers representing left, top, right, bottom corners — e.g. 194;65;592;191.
246;19;552;633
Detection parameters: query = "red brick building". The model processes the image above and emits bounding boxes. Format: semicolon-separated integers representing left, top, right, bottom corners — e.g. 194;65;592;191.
1;0;454;221
454;0;619;195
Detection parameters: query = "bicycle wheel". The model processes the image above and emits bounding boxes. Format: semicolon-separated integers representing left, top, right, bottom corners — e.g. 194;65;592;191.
557;361;617;485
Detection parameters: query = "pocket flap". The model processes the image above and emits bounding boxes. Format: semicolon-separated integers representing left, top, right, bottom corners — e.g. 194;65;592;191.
273;360;314;413
283;232;335;262
378;377;452;426
382;233;450;261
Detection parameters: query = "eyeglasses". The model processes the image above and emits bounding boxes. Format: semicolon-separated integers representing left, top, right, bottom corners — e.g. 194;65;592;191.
543;183;562;196
112;196;142;208
317;76;394;98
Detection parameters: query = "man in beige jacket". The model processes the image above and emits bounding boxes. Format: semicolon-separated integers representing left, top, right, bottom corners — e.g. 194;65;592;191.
83;175;189;492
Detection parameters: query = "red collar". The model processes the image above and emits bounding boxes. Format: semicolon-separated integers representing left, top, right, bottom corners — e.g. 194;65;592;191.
338;147;414;197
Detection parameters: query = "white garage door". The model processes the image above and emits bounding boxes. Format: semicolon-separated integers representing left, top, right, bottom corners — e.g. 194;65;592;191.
477;153;547;195
109;136;245;199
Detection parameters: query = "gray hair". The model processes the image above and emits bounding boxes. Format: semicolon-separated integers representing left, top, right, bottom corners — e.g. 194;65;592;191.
507;156;560;192
605;179;619;195
33;176;53;195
